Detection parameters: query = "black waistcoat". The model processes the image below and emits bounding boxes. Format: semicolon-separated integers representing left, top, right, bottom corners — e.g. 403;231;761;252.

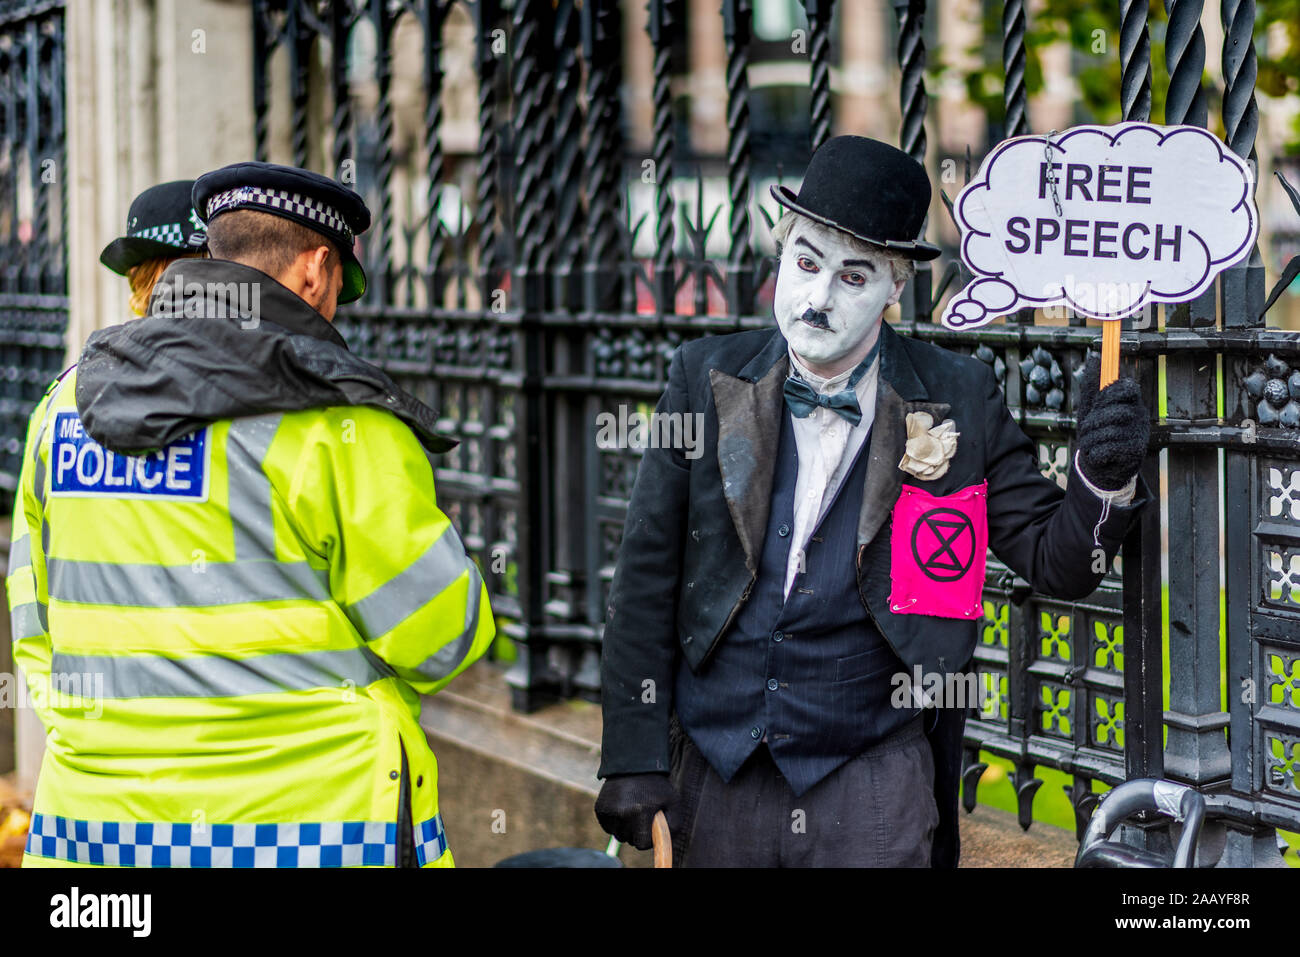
675;409;918;797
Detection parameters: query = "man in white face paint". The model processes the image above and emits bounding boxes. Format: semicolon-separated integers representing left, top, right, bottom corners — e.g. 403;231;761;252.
595;136;1152;867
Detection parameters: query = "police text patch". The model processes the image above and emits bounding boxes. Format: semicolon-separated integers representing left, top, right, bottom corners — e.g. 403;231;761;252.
49;412;211;501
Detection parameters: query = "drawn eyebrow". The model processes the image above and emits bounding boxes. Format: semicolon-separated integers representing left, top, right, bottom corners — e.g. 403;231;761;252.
794;237;876;272
793;236;824;258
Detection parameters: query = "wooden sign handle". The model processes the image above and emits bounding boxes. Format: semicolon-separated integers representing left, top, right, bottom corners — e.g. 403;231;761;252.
652;809;672;868
1100;320;1121;389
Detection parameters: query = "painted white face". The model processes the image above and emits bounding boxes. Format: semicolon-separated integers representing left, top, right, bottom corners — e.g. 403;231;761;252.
774;218;905;368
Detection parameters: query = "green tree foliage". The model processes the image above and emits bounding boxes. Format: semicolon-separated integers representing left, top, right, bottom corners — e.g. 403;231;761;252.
1256;0;1300;150
935;0;1299;152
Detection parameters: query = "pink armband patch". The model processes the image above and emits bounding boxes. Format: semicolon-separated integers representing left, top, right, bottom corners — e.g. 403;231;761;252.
888;481;988;620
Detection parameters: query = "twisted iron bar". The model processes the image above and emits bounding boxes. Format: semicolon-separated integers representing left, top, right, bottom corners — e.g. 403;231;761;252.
1001;0;1027;138
289;0;311;169
1162;0;1207;128
1119;0;1152;122
423;1;448;308
723;0;754;315
474;0;501;298
550;0;584;296
649;0;678;312
30;21;48;291
804;0;834;153
330;2;355;184
512;0;556;278
581;1;622;307
1219;0;1258;162
371;0;395;305
252;3;271;161
894;0;927;164
51;14;65;290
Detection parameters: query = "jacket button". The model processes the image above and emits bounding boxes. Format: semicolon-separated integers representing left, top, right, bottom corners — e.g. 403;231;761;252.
778;524;791;537
766;678;779;692
684;635;693;644
773;631;784;642
751;727;762;739
389;770;399;780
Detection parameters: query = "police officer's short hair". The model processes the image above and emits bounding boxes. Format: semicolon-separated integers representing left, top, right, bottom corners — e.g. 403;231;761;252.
206;209;341;280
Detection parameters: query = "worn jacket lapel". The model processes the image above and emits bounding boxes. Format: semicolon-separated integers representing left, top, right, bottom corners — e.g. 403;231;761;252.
857;322;952;547
710;330;788;574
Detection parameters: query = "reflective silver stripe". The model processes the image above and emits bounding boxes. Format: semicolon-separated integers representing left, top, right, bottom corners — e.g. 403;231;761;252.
345;530;474;641
8;535;30;574
225;415;283;561
409;563;484;682
50;646;395;699
10;601;47;641
47;558;329;607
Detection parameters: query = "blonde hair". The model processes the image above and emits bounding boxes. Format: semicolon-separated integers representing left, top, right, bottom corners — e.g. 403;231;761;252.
127;253;202;317
771;210;916;285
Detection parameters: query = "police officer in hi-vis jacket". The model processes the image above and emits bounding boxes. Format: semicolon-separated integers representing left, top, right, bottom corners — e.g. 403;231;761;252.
10;162;493;868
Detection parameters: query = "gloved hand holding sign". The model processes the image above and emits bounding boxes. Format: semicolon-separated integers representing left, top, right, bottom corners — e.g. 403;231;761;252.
1075;353;1150;492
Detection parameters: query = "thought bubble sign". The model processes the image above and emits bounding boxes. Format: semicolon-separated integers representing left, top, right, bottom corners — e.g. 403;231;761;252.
941;122;1258;329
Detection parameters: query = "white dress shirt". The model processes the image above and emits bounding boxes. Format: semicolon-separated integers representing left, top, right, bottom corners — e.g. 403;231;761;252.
781;338;1136;599
784;344;879;598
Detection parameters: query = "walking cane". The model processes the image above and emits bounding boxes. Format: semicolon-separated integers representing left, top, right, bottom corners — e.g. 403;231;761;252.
651;809;672;868
598;809;671;867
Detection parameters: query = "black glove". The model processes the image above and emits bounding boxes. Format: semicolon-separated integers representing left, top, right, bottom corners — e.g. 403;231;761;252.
1075;353;1150;492
594;772;674;851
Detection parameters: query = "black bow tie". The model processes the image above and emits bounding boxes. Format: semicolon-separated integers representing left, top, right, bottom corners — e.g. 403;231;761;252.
783;336;881;426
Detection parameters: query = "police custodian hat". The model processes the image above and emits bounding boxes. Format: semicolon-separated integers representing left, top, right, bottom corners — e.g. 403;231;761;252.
100;180;208;276
193;161;372;304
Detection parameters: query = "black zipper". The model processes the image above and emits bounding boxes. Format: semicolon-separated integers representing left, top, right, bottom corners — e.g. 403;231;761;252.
396;739;415;868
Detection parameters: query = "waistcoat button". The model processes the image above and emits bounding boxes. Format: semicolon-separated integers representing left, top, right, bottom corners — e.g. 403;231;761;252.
766;678;779;692
778;524;791;537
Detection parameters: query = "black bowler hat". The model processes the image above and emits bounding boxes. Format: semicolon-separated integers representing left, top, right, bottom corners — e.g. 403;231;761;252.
770;135;941;261
99;180;207;275
193;161;372;304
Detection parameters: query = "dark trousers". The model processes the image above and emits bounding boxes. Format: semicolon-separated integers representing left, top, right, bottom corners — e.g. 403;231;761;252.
669;717;938;867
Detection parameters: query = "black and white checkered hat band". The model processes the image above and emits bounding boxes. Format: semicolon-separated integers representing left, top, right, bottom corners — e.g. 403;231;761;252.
129;222;188;246
206;185;353;244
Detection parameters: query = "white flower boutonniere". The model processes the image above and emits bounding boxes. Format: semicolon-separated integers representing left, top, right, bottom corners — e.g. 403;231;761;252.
898;411;960;481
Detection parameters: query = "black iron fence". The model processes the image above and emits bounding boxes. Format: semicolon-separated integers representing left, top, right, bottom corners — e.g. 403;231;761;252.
0;0;67;504
242;0;1300;865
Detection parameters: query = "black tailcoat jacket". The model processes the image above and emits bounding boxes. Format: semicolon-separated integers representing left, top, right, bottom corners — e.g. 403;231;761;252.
598;321;1151;866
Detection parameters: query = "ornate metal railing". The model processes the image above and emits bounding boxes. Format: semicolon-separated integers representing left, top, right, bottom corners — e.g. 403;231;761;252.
250;0;1299;865
0;0;67;508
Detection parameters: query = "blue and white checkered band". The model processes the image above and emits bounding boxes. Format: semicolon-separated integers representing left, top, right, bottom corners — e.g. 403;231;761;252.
128;222;187;246
206;185;354;244
25;811;450;867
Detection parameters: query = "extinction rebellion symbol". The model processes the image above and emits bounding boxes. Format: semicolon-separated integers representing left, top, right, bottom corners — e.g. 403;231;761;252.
911;507;976;582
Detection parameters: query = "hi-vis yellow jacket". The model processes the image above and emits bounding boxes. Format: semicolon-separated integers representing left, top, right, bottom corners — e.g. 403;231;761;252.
8;366;495;868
